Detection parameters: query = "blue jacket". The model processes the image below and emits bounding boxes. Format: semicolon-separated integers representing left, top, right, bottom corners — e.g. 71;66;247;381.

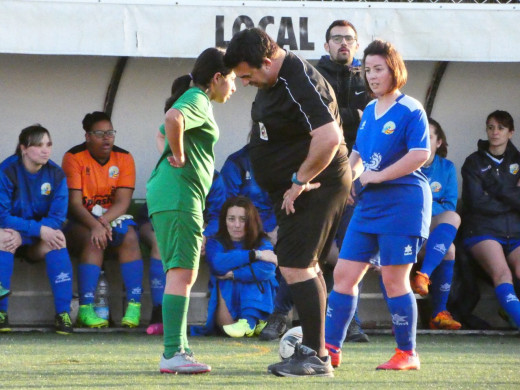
0;155;68;244
421;154;458;217
219;145;276;232
192;237;278;335
202;170;227;237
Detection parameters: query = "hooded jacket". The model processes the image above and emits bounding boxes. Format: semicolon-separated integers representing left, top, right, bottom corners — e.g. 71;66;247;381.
316;55;370;151
461;139;520;239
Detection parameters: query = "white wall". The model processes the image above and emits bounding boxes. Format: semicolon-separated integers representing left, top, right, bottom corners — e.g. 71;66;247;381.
1;53;519;199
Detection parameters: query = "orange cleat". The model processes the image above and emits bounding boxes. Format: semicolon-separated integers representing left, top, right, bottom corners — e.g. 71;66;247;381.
376;348;420;370
325;343;342;368
429;311;462;330
411;271;430;296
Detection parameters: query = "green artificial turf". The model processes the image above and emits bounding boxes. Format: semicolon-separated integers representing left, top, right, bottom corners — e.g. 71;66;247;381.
0;333;519;389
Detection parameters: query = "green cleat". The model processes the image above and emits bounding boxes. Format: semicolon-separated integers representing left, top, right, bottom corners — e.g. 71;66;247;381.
55;312;74;335
76;304;109;328
254;320;267;336
0;284;10;301
121;301;141;328
0;311;11;332
223;319;255;338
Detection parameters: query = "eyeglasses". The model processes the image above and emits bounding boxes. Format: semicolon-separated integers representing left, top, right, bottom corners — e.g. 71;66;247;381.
330;35;356;45
88;130;117;138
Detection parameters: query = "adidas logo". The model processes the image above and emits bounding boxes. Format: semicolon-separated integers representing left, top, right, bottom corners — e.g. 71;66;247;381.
55;272;71;283
433;243;447;255
506;293;519;303
404;245;413;256
440;283;451;292
392;313;409;326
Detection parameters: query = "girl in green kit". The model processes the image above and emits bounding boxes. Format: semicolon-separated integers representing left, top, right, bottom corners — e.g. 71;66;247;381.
147;47;236;374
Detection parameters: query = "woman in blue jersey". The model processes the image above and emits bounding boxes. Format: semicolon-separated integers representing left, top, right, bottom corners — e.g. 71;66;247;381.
461;110;520;331
0;125;73;334
147;47;236;374
197;196;277;337
411;118;461;330
325;39;431;370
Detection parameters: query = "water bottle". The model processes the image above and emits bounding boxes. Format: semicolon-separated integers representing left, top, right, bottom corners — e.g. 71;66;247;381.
94;271;110;321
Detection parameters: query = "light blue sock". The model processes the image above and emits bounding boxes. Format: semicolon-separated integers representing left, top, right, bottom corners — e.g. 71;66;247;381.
78;263;101;305
430;259;454;317
421;224;457;276
325;290;357;349
387;292;417;351
45;248;73;314
148;257;165;307
0;251;14;312
120;259;144;303
495;283;520;328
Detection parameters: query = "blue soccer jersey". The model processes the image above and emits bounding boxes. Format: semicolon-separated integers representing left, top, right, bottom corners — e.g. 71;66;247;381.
351;94;431;238
0;155;68;243
421;154;458;217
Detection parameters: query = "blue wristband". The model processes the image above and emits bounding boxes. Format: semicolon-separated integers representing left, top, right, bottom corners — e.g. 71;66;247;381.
291;172;306;186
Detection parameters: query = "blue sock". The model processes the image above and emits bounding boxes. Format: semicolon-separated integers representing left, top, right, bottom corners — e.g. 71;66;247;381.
0;251;14;312
387;292;417;351
420;224;457;276
78;263;101;305
149;257;165;307
495;283;520;328
45;248;73;314
378;274;391;312
242;307;263;329
430;259;454;317
325;291;357;349
120;259;144;303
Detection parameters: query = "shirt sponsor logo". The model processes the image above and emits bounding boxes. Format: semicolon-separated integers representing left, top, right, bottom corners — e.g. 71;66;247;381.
404;245;413;256
433;243;447;255
41;182;52;196
392;313;409;326
259;122;268;141
382;121;396;135
430;181;442;193
510;163;519;175
109;166;120;179
363;153;382;171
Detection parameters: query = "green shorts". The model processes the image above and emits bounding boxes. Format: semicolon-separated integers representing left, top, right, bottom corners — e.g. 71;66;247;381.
150;210;203;271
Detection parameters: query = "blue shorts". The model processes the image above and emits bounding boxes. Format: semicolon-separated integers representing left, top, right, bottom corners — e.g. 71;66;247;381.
340;228;424;266
463;235;520;257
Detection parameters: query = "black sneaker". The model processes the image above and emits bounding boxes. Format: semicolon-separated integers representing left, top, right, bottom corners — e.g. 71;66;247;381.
268;343;334;377
150;305;163;324
346;318;369;342
55;312;73;335
259;312;288;341
0;311;11;332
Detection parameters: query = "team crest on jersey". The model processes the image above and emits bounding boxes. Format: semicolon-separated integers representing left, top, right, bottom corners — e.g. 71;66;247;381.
259;122;268;141
41;182;51;196
109;166;119;178
510;163;519;175
382;121;396;135
430;181;442;193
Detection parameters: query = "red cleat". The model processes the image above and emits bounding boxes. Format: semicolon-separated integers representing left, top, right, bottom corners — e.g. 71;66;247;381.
430;311;462;330
411;271;430;296
325;342;342;368
376;348;420;370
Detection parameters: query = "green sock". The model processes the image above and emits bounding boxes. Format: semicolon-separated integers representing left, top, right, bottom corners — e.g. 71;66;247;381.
163;294;189;359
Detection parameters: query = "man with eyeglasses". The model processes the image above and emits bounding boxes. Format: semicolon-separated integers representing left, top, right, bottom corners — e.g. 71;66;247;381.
62;111;144;329
317;20;372;345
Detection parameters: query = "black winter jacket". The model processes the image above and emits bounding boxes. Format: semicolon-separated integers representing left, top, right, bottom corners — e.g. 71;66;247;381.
315;55;370;153
461;140;520;239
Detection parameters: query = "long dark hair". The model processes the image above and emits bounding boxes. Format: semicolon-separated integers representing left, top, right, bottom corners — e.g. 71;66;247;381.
164;47;231;113
215;196;267;250
15;124;51;157
428;117;448;158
